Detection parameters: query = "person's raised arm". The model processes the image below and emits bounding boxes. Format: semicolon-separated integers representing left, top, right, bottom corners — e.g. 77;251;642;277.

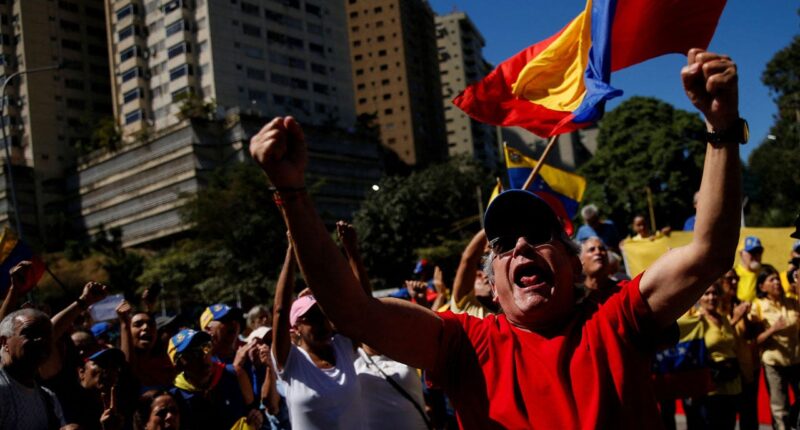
51;282;108;340
0;261;34;321
252;117;441;369
451;230;487;304
640;49;743;328
336;221;372;295
272;242;296;371
115;300;134;363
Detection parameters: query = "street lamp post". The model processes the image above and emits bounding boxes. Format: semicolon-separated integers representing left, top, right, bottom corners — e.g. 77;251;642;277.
0;63;60;238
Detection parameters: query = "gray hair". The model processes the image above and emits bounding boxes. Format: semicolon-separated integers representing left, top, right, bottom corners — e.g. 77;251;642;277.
0;309;49;338
246;305;270;328
483;230;579;285
581;204;599;221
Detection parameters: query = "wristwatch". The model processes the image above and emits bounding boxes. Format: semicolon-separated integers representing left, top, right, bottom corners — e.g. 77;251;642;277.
705;118;749;145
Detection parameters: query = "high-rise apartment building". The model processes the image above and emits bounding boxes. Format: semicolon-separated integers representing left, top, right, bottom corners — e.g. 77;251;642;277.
0;0;112;243
105;0;356;136
435;12;497;170
346;0;447;166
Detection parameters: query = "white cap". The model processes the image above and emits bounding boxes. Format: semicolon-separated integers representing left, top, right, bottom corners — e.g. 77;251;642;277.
245;326;272;343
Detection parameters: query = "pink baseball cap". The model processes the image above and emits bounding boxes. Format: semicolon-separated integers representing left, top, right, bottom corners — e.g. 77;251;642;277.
289;295;318;327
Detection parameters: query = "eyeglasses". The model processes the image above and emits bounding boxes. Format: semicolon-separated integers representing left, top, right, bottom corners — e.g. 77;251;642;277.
489;230;554;256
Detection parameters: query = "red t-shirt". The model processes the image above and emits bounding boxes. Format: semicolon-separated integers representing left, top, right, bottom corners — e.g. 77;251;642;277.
429;274;663;429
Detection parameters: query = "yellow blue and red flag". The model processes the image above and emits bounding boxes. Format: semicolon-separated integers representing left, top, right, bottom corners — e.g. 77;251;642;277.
0;227;44;295
454;0;727;137
504;145;586;235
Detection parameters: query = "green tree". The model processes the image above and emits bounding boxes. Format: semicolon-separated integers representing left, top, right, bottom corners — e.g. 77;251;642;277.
138;162;285;310
175;93;216;121
746;35;800;226
578;97;707;232
353;157;490;289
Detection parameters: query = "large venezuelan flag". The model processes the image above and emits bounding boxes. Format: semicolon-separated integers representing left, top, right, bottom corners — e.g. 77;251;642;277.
0;227;44;295
454;0;727;137
504;145;586;235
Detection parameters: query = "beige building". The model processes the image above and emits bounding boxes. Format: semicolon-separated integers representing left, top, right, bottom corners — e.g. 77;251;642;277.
0;0;112;243
346;0;447;167
435;12;497;169
105;0;356;137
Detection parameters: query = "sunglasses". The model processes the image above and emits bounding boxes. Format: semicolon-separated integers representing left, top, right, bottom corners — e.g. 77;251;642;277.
489;230;554;256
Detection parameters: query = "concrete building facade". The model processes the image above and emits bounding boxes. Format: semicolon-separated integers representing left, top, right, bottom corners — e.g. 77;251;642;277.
435;12;497;169
68;113;383;247
0;0;112;242
105;0;356;138
346;0;447;166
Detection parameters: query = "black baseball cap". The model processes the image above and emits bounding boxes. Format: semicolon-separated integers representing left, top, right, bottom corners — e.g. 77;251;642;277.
484;189;562;243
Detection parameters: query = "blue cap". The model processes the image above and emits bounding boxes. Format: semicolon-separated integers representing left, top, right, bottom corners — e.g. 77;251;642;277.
484;189;561;243
743;236;763;253
200;303;232;331
91;321;112;338
168;329;211;364
86;348;125;367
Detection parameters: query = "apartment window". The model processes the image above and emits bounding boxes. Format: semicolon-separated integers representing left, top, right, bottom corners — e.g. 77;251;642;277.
240;1;259;15
374;6;382;13
249;89;267;102
315;103;326;114
121;67;141;82
273;94;286;105
307;23;322;35
117;25;140;41
379;64;388;71
288;57;305;70
242;45;263;59
85;6;104;18
311;63;326;75
312;83;328;95
353;40;361;47
246;67;265;81
376;21;384;28
354;54;363;62
242;23;261;37
382;93;391;100
305;3;321;16
124;109;142;124
167;42;191;58
290;78;307;90
384;108;393;115
116;4;138;21
349;11;358;18
58;1;79;12
266;31;285;44
59;19;80;32
162;0;186;14
358;98;366;105
120;46;141;62
270;73;290;86
171;86;192;101
169;64;193;80
378;49;387;57
309;43;323;55
61;39;82;51
355;69;364;76
64;79;84;90
165;20;185;37
287;37;303;50
123;88;142;103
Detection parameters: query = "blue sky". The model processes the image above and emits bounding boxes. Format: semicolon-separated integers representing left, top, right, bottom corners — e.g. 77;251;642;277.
428;0;798;162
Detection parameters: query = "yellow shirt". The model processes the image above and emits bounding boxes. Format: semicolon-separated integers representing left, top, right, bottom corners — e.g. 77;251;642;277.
750;297;800;366
702;314;742;396
450;292;490;319
735;264;758;303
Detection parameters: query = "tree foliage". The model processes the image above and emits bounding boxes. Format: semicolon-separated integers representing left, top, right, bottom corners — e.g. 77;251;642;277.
746;35;800;226
578;97;707;232
353;157;491;289
138;162;285;310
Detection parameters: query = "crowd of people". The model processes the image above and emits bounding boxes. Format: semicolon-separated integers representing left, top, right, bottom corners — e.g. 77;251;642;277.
0;48;795;429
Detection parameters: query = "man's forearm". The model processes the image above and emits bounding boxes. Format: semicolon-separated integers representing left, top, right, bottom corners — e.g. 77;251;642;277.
278;193;369;336
692;138;742;267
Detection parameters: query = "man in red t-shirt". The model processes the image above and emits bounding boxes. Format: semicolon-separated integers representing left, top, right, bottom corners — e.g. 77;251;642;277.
249;48;744;428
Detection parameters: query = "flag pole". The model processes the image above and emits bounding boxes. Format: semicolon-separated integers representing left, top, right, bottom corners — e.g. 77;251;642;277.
645;186;657;233
522;135;559;190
